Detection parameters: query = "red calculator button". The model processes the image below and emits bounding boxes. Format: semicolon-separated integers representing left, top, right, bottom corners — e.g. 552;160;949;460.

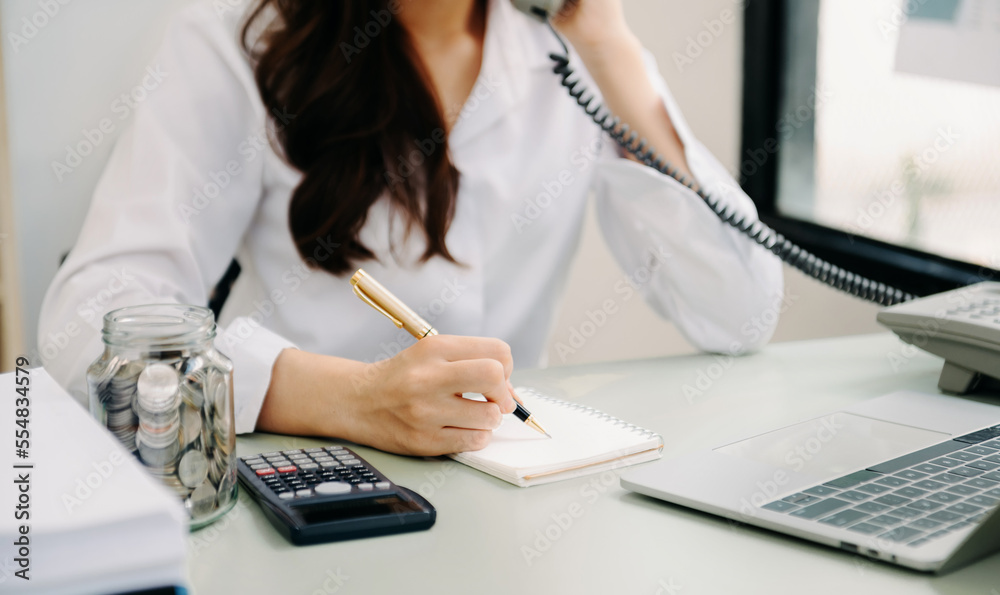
277;465;297;473
255;468;276;476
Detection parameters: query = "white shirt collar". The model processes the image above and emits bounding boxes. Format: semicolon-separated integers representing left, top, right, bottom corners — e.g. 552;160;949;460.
449;0;556;147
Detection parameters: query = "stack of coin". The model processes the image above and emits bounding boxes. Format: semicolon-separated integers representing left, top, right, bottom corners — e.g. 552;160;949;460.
89;352;237;525
95;359;143;452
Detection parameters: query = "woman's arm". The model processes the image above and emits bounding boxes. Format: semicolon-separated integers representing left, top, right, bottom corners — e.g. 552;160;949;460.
553;0;693;180
554;0;785;353
38;4;272;407
258;335;517;456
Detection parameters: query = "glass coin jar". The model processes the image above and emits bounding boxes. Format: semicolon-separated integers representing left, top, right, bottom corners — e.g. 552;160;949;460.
87;304;237;529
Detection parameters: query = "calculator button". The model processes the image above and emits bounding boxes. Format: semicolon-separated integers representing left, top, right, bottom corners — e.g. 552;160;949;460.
262;451;282;457
374;481;391;490
334;466;350;472
278;492;295;500
349;478;363;484
325;445;344;451
255;469;276;476
282;449;302;454
299;463;319;470
305;448;325;453
250;463;270;470
315;482;353;495
277;466;298;473
357;483;374;491
243;458;265;466
320;461;340;468
296;489;313;498
335;454;354;461
288;453;310;460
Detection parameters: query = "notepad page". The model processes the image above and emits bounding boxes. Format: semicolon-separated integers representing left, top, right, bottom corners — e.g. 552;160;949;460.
450;388;662;486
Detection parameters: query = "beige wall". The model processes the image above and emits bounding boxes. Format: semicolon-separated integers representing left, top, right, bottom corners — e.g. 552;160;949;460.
0;21;24;370
544;0;883;366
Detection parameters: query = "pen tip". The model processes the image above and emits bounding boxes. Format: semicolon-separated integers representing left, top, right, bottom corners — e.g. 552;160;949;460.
525;416;550;438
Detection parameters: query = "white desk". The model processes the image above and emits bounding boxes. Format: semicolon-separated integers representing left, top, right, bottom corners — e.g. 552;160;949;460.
186;333;1000;594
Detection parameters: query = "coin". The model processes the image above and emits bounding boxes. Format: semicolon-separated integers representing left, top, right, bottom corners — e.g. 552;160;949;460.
180;378;205;410
212;378;228;413
90;354;122;388
216;467;236;507
181;354;205;376
189;480;218;517
136;363;180;412
181;404;203;445
178;450;210;488
136;430;180;467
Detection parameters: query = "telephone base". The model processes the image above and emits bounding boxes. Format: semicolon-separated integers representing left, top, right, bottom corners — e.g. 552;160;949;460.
938;360;1000;395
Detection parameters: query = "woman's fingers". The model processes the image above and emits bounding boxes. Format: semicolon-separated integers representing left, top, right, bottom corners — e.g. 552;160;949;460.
442;359;516;414
419;334;514;378
431;393;504;432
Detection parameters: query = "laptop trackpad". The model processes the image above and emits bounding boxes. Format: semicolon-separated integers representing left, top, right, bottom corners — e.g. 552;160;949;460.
714;412;950;478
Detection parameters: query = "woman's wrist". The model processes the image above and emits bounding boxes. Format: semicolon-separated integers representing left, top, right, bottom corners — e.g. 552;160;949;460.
570;32;645;91
566;28;642;72
257;348;367;441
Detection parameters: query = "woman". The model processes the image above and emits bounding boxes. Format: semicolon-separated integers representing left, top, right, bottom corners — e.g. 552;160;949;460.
39;0;783;456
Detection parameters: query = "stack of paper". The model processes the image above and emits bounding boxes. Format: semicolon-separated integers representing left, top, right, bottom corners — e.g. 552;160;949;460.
451;387;663;487
0;369;187;594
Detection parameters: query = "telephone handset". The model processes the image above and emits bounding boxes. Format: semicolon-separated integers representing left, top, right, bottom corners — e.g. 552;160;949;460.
511;0;563;20
513;0;1000;394
512;0;911;306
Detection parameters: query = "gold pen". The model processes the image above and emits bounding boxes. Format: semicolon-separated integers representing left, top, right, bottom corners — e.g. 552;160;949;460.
350;269;551;438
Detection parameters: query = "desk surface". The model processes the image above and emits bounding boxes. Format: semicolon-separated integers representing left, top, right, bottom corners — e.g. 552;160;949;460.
186;333;1000;595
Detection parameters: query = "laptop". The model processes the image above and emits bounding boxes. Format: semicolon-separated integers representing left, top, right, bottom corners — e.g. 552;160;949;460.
621;390;1000;573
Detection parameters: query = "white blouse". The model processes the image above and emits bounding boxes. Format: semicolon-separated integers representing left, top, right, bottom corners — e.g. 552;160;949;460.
39;0;783;433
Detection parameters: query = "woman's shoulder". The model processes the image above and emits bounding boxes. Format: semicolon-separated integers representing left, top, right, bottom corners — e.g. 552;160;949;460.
152;0;263;109
160;0;259;70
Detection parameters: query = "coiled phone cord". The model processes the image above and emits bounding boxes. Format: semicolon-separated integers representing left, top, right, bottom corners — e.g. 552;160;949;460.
544;24;914;306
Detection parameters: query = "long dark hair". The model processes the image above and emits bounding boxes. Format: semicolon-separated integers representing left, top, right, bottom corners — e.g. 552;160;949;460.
242;0;460;275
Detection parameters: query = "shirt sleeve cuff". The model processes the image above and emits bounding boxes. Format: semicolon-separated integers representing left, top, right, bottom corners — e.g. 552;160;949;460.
216;317;297;434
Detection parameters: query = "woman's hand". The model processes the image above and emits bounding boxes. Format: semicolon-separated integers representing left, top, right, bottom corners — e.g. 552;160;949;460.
348;335;518;455
547;0;693;180
550;0;635;57
257;336;518;457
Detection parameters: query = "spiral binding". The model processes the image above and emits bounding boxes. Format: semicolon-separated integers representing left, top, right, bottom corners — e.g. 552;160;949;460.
517;387;661;442
544;24;914;307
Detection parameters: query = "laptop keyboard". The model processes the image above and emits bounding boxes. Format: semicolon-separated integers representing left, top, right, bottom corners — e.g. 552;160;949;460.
763;425;1000;548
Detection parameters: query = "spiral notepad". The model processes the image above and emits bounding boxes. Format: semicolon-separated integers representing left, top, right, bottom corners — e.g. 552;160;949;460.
449;387;663;487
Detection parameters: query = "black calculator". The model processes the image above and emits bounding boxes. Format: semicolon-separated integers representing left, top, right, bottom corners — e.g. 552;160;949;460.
236;445;435;544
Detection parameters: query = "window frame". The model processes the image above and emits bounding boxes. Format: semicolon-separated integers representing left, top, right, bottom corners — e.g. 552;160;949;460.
740;0;998;297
